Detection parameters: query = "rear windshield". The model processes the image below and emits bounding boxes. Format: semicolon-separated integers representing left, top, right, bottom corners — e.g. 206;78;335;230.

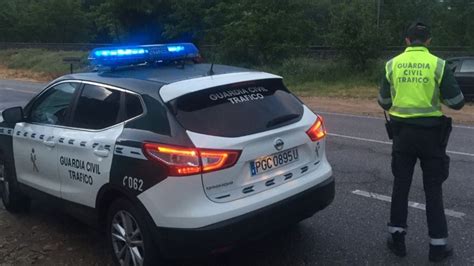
168;79;304;137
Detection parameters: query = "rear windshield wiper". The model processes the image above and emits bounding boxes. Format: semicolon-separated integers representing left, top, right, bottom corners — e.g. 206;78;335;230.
266;113;300;128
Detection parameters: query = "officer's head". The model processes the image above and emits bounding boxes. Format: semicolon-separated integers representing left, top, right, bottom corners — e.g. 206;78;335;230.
405;22;431;46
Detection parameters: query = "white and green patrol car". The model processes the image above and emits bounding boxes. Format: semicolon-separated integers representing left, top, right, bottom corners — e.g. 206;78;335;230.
0;43;334;266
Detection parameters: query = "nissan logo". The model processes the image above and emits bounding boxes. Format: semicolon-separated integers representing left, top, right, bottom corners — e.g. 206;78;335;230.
274;138;284;151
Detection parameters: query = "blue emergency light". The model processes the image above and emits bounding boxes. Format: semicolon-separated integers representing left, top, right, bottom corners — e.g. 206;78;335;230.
88;43;200;67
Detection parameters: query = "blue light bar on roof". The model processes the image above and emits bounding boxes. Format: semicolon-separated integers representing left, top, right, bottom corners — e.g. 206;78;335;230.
94;48;147;57
88;43;200;67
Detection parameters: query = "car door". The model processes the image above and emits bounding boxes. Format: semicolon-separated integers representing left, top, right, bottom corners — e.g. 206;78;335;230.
57;82;126;207
455;59;474;98
13;82;80;197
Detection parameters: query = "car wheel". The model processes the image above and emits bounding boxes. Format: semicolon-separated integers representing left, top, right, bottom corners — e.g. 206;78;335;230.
107;198;160;266
0;159;31;213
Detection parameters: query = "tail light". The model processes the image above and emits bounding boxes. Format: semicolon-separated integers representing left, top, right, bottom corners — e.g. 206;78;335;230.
200;150;241;173
144;144;201;175
143;143;241;176
306;115;326;141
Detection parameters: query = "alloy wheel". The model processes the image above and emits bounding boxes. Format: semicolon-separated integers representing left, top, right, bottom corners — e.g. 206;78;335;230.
111;210;145;266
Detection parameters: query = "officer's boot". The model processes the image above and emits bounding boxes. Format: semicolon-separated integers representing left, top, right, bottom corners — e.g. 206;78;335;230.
429;244;453;262
387;231;406;257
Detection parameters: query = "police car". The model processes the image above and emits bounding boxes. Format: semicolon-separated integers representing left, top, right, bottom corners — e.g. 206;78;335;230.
0;43;334;265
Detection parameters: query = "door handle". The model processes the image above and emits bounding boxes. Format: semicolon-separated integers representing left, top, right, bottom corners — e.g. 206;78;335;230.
94;148;109;158
43;140;56;148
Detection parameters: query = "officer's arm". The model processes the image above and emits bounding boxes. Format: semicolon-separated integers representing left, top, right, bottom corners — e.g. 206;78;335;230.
440;64;464;110
378;69;392;110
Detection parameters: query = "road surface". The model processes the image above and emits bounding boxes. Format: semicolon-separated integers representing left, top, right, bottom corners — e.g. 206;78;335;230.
1;80;473;265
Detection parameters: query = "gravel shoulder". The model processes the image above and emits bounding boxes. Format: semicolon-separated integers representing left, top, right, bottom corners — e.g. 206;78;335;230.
0;202;110;265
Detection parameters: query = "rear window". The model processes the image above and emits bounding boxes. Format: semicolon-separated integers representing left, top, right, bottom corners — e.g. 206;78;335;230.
169;79;304;137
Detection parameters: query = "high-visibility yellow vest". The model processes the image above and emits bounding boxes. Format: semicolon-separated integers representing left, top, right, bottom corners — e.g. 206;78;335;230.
386;46;445;118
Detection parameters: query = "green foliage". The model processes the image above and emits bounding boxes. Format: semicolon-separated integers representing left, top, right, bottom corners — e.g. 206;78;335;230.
431;0;474;46
0;0;473;68
0;0;90;42
89;0;174;43
0;49;88;74
261;57;383;85
258;57;380;98
327;0;389;69
163;0;215;42
202;0;314;65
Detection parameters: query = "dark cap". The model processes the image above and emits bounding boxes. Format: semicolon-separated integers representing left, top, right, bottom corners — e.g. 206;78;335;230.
406;21;431;43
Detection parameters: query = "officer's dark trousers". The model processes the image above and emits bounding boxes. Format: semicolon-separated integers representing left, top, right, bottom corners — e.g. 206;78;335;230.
390;123;449;239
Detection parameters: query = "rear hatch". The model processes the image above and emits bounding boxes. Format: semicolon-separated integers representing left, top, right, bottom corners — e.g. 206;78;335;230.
168;78;323;202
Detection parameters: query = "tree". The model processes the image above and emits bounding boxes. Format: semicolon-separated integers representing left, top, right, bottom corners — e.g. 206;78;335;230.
163;0;215;43
0;0;471;66
0;0;90;43
202;0;315;65
327;0;389;69
431;0;474;46
89;0;174;44
0;0;18;41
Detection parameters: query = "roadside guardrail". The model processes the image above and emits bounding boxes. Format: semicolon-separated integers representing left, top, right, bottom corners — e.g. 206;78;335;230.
0;42;472;58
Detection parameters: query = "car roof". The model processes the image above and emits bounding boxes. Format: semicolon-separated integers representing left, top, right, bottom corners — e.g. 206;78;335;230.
447;56;474;61
56;63;260;95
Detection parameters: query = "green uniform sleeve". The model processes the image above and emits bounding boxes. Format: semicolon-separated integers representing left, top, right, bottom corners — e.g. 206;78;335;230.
378;68;392;110
439;64;464;110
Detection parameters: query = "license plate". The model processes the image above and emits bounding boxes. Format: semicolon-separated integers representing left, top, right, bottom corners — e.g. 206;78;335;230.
250;148;299;176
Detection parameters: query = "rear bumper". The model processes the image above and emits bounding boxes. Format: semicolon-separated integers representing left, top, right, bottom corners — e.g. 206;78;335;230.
155;176;335;258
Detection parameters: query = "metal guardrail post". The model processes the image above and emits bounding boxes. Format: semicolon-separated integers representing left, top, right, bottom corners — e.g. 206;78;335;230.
62;57;81;74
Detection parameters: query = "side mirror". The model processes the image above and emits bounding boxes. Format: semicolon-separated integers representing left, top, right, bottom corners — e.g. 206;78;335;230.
2;107;24;124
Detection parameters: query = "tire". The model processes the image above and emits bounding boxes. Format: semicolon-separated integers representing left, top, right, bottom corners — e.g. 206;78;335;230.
0;158;31;213
106;198;161;266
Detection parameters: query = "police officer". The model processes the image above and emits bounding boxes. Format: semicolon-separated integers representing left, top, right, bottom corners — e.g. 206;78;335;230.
378;22;464;262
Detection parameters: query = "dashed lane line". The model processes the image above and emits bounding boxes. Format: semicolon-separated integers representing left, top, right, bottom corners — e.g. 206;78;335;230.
328;133;391;145
328;133;474;158
352;189;466;219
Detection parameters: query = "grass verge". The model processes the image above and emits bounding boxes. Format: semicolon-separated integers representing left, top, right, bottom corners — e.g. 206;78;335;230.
258;57;382;98
0;49;382;98
0;49;88;81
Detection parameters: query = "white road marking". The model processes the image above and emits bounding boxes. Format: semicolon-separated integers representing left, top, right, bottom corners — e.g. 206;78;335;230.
328;133;474;158
318;111;474;130
318;111;384;121
452;124;474;130
328;133;392;145
352;190;466;219
0;87;37;94
447;150;474;157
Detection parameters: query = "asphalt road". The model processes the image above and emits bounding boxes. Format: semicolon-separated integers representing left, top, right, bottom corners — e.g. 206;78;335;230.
1;79;473;265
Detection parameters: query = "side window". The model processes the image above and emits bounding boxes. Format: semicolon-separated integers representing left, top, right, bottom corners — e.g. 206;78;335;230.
124;93;144;120
71;84;121;130
30;82;79;125
460;60;474;73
